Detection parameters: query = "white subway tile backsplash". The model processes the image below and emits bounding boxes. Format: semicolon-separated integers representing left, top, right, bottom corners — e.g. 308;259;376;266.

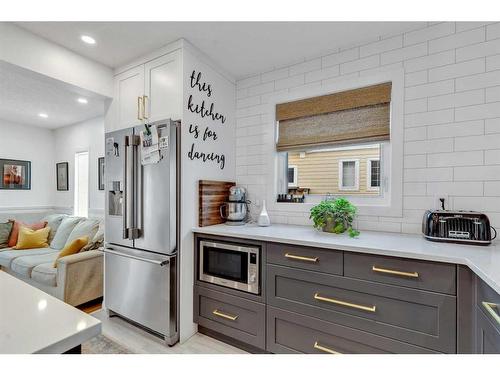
484;182;500;196
381;42;427;65
485;150;500;165
404;50;455;73
454;165;500;181
486;86;500;103
289;58;321;76
235;22;500;234
360;35;402;57
487;23;500;40
428;90;485;111
340;55;379;75
427;120;484;139
305;64;340;83
455;133;500;151
404;22;455;46
428;27;485;53
486;118;500;134
455;102;500;121
428;58;485;82
405;80;454;100
427;151;483;167
322;47;359;67
405;109;454;127
456;38;500;62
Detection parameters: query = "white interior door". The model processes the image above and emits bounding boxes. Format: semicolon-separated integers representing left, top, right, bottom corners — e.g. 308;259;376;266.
144;50;182;123
114;65;145;130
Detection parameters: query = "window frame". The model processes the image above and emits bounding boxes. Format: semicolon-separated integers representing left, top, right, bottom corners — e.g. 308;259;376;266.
367;157;381;192
288;165;298;188
338;159;360;191
267;68;404;218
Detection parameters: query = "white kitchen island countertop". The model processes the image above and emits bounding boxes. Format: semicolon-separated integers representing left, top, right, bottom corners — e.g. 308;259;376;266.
193;223;500;294
0;271;101;354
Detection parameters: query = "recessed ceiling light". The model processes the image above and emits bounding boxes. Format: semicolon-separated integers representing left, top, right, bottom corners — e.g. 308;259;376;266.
38;113;48;118
81;35;96;45
77;98;88;104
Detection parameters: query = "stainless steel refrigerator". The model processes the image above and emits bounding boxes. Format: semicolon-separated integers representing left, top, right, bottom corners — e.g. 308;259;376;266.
104;119;179;345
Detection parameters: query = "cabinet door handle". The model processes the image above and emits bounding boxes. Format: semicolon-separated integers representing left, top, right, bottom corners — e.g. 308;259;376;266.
213;309;239;321
482;302;500;325
313;341;341;354
142;95;149;119
372;265;419;278
314;292;376;313
285;253;319;263
137;97;143;120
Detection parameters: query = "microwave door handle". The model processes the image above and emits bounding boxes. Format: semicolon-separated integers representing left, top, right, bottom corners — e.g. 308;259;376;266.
123;136;129;239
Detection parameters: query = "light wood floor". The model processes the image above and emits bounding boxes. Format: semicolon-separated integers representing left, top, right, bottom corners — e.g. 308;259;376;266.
91;309;247;354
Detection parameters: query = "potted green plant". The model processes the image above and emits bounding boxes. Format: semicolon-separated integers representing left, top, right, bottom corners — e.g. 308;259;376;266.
309;198;360;237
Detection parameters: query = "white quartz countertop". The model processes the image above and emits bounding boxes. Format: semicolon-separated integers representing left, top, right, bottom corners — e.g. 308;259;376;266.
193;223;500;295
0;271;101;354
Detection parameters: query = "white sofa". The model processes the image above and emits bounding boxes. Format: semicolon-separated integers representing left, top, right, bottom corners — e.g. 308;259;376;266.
0;214;103;306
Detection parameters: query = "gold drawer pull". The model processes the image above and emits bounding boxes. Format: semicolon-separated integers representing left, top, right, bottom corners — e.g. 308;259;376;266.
213;309;239;321
313;341;341;354
314;292;376;313
482;302;500;325
372;266;419;278
137;96;143;120
285;253;319;263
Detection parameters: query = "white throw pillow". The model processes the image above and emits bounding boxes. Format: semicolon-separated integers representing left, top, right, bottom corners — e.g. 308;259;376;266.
64;219;100;249
49;217;83;250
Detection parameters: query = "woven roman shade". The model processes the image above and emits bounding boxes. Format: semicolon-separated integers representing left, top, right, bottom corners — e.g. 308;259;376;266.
276;83;391;151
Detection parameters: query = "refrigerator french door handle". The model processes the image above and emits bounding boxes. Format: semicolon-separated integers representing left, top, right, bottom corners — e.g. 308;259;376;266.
122;136;129;239
129;135;141;240
105;248;168;266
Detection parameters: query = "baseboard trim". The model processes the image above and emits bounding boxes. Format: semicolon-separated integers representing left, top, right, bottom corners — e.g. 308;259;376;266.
197;326;268;354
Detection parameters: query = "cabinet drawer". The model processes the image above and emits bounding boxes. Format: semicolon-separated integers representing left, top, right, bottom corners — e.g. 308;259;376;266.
267;306;438;354
476;278;500;331
267;243;343;275
194;286;265;349
344;252;456;295
476;307;500;354
267;264;456;353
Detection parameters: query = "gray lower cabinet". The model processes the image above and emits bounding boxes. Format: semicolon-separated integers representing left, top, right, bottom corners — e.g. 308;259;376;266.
475;277;500;353
267;264;457;353
267;306;438;354
194;286;266;349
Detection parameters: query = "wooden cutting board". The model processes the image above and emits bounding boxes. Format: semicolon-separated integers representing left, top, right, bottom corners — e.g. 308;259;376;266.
198;180;235;227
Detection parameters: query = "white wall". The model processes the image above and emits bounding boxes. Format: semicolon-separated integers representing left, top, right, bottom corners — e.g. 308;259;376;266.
0;120;55;211
235;22;500;233
0;23;113;98
180;42;236;342
53;117;105;216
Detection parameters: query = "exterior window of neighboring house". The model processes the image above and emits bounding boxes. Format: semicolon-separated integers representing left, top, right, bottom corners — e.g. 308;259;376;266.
288;165;298;188
339;159;359;191
367;158;381;191
74;151;89;217
275;82;391;202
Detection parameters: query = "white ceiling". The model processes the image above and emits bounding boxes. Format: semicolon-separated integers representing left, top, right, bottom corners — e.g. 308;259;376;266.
16;22;425;79
0;61;106;129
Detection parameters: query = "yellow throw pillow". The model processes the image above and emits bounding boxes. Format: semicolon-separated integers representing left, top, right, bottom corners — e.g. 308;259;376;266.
53;236;89;268
13;226;51;250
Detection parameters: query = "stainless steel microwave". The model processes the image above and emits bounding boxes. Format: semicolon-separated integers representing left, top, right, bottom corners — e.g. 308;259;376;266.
199;240;260;295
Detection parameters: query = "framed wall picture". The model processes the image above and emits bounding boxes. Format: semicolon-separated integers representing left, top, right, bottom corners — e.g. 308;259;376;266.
56;162;69;191
0;159;31;190
98;157;105;191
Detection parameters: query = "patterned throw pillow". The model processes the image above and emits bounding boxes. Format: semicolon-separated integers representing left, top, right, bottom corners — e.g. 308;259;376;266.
0;221;14;248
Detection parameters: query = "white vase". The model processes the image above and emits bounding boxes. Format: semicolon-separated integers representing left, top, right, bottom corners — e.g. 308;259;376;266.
257;200;271;227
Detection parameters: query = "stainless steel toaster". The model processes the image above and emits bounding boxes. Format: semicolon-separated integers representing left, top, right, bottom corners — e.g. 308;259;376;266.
422;210;497;246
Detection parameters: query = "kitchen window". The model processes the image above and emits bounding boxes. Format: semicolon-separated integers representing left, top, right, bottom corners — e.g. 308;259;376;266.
275;82;391;201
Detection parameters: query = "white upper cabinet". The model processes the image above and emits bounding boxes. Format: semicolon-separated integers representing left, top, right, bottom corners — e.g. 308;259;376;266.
144;49;182;123
106;49;182;132
113;65;145;131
